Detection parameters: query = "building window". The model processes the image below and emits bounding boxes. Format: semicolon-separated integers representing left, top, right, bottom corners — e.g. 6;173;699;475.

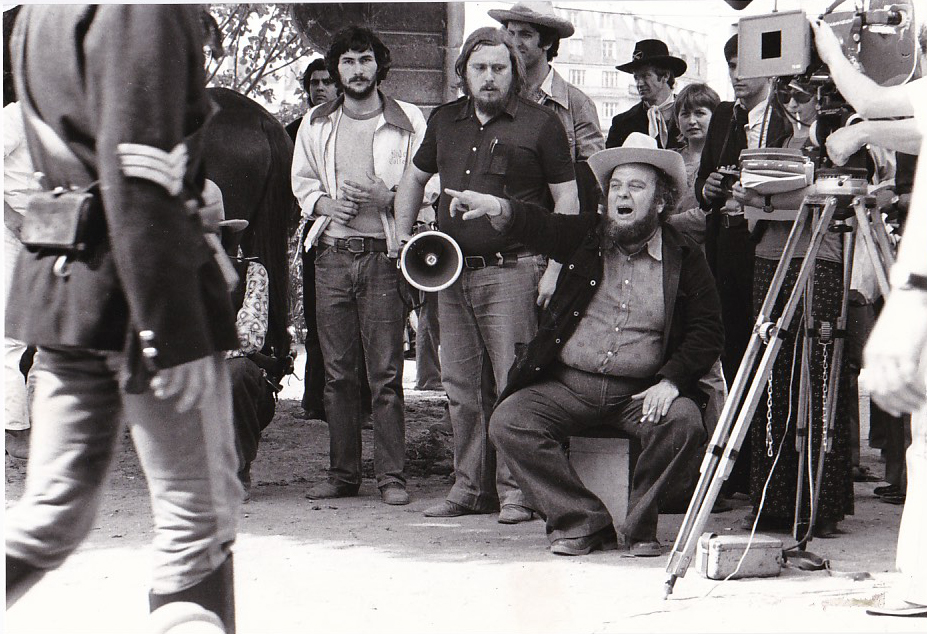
602;70;621;88
601;101;623;118
569;69;586;86
569;38;583;60
601;40;616;61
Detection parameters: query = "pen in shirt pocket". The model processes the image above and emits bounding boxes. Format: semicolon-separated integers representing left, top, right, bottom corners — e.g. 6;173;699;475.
489;137;499;153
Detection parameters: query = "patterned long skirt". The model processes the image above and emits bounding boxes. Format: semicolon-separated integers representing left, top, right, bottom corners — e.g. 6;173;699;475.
749;257;855;525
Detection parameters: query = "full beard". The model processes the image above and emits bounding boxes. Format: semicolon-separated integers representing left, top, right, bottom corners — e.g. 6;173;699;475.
341;77;376;100
472;84;514;118
600;204;661;251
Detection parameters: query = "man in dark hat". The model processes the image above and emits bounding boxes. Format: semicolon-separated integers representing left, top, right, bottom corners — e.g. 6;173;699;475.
606;39;687;150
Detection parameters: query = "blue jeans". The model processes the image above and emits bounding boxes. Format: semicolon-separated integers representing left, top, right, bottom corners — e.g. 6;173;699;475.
4;347;240;594
438;257;542;511
314;246;405;488
490;363;706;542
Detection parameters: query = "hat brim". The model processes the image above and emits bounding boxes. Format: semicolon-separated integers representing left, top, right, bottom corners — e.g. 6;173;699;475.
219;219;249;233
588;147;688;199
488;9;575;38
616;56;687;77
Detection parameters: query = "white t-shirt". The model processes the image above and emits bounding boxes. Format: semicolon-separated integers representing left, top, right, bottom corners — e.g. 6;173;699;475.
3;102;39;216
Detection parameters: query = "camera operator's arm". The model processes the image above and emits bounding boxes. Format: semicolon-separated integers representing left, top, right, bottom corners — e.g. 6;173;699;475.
862;138;927;415
826;119;922;166
810;19;915;118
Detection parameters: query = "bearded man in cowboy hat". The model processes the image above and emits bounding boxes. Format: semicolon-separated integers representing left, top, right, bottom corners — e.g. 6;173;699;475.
443;132;723;556
606;39;688;150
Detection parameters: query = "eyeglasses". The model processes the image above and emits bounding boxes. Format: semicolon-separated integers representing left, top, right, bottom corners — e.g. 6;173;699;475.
776;85;814;104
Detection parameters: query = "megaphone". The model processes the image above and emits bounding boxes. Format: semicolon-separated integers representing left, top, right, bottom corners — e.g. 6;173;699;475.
399;230;463;292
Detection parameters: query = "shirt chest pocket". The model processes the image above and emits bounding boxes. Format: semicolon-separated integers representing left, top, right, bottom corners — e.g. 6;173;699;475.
483;141;512;176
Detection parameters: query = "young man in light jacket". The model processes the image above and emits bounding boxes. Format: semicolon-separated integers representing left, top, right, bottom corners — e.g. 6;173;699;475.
291;25;434;506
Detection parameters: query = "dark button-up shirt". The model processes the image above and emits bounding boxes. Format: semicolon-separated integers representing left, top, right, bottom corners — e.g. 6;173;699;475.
559;229;665;377
413;94;574;256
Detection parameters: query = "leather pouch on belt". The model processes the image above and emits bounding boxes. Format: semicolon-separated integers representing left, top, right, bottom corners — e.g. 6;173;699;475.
22;189;95;253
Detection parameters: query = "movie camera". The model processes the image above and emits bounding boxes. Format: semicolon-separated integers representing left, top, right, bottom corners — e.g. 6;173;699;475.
664;0;916;599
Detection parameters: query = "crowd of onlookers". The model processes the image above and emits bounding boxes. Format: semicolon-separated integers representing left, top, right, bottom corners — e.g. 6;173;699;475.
6;3;927;629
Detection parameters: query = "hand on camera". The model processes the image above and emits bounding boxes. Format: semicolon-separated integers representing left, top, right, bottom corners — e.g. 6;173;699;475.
703;171;729;203
809;18;844;67
825;125;867;166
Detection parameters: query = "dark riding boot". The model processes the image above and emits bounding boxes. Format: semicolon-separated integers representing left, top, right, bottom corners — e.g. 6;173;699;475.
149;555;236;634
7;555;46;608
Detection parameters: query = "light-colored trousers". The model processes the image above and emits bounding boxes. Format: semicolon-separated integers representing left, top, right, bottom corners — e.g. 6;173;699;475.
4;347;241;593
897;368;927;604
5;224;29;431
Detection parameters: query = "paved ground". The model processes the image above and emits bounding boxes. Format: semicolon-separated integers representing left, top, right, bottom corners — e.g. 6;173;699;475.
3;352;918;633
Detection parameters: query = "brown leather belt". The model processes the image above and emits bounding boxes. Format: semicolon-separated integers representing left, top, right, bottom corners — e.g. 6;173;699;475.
321;236;388;254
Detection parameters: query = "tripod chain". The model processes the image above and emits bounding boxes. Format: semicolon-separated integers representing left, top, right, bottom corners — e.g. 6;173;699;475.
766;375;775;458
821;340;831;449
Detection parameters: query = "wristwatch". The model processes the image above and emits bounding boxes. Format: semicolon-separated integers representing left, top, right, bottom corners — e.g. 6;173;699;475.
890;267;927;292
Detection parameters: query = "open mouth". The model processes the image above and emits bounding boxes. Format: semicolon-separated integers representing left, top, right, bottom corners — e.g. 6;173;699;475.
615;206;634;216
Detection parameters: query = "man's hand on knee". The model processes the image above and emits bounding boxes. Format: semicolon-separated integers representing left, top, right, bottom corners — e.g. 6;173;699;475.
633;379;679;424
150;355;219;412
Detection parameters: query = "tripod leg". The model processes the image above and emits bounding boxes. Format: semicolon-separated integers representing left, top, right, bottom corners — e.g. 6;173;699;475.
665;197;838;596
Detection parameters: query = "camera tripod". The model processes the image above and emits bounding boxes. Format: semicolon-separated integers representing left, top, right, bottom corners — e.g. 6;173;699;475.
663;175;896;598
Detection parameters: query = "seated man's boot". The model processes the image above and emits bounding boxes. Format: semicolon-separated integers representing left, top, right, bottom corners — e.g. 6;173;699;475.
149;554;235;634
7;555;46;608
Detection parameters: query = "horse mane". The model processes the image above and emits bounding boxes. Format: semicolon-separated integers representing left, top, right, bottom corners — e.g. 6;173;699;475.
204;87;299;360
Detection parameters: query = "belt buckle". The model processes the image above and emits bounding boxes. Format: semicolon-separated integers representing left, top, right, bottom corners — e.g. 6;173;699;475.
464;255;487;269
343;237;366;254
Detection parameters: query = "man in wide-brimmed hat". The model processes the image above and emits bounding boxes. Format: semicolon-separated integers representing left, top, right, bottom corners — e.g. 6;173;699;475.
442;132;723;557
489;1;604;358
606;39;688;150
489;1;603;164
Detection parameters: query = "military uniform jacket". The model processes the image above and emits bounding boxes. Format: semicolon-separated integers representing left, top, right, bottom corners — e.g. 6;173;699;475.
8;5;237;369
606;101;684;150
497;200;724;407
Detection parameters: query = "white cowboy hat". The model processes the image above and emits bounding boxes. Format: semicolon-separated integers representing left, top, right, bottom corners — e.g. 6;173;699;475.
488;1;575;39
588;132;687;195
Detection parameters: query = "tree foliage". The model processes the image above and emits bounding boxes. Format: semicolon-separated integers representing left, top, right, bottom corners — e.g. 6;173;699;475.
206;3;315;120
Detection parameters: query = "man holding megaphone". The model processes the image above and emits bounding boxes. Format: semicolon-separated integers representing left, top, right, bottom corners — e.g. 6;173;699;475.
395;27;578;524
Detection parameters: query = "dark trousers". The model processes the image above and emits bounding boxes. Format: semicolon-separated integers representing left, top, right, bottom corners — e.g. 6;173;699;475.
489;364;706;542
715;223;755;494
300;248;326;415
230;357;277;470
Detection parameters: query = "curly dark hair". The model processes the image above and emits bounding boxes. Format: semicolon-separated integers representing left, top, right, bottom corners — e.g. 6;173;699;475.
325;26;391;86
301;58;329;94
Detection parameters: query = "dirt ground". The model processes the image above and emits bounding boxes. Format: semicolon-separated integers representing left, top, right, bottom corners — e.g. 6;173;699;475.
3;353;918;634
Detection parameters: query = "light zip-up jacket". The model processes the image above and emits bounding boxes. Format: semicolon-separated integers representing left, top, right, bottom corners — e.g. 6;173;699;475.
291;91;436;226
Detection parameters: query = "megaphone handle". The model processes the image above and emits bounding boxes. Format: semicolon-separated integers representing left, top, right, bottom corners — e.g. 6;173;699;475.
304;215;332;252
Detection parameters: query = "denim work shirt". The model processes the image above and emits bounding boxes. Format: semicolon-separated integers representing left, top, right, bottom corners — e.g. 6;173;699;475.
496;201;724;409
559;228;665;378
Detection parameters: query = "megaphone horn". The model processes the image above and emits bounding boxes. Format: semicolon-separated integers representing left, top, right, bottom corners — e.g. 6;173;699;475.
399;230;463;292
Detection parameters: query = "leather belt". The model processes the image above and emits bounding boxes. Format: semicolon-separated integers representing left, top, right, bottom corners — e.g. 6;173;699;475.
463;250;534;269
321;236;388;254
